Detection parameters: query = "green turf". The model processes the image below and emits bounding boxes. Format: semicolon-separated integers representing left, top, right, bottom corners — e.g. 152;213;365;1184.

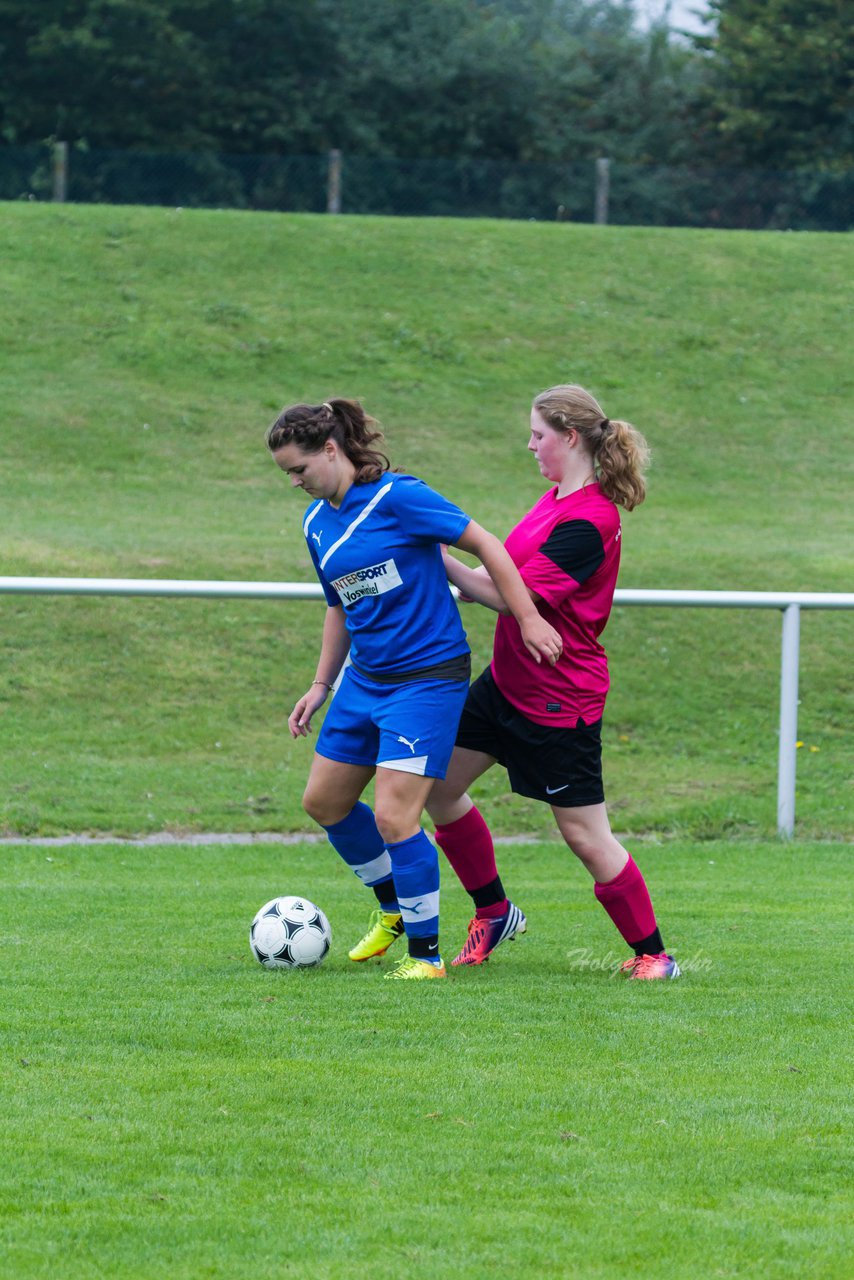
0;837;851;1279
1;202;852;838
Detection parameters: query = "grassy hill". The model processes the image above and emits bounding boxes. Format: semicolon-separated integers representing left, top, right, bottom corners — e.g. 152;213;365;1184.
1;201;852;838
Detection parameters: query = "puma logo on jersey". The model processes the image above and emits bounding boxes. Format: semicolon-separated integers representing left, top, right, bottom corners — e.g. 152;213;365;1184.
397;735;421;754
311;531;323;547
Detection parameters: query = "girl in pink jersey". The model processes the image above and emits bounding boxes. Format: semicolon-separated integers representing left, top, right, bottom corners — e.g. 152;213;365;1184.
427;384;680;980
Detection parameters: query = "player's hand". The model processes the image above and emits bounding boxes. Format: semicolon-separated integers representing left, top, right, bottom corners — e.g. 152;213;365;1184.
288;685;330;738
520;616;562;666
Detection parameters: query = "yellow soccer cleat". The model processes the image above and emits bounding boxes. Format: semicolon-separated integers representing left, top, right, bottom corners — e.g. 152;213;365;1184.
384;954;447;980
348;909;405;962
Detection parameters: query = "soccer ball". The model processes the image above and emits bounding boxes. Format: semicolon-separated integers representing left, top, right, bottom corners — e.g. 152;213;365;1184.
250;895;332;969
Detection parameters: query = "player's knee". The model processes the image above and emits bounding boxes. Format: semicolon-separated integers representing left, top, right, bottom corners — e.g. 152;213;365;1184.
556;815;594;861
424;779;459;826
302;785;346;829
373;803;417;847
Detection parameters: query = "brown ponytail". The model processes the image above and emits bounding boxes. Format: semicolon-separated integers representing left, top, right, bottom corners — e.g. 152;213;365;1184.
265;398;390;483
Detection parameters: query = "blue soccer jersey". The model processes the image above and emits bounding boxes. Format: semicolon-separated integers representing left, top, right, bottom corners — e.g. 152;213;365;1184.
303;473;471;674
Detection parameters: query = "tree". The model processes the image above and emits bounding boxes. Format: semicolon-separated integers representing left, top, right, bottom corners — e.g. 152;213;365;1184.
317;0;703;165
694;0;854;169
523;0;705;164
171;0;335;154
0;0;332;152
0;0;709;169
0;0;220;147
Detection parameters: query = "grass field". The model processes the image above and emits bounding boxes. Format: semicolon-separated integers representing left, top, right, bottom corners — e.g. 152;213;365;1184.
1;201;853;840
2;202;853;1277
1;836;851;1279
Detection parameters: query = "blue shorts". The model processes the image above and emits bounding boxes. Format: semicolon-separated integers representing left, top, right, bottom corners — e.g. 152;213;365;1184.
316;665;470;779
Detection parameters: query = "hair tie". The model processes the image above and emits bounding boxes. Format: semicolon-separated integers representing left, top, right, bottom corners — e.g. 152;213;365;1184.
601;418;610;431
322;401;334;413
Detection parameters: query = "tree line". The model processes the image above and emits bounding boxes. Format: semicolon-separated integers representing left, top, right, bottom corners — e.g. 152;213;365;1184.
0;1;851;174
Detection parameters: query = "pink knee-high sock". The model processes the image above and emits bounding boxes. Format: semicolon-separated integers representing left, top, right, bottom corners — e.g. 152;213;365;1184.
434;805;501;897
593;855;657;948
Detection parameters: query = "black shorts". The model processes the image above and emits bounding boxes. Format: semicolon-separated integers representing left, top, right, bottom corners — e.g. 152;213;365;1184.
455;667;605;808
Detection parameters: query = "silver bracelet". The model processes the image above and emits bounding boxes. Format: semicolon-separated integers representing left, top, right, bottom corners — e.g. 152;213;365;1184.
311;679;333;690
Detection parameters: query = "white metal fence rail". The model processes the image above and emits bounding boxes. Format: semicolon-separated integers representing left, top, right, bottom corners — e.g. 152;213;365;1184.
3;578;852;838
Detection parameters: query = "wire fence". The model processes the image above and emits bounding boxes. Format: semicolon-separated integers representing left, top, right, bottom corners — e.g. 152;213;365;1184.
2;143;852;231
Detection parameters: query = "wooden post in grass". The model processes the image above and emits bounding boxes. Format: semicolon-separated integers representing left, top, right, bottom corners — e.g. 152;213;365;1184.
327;149;342;214
595;157;610;225
52;141;69;203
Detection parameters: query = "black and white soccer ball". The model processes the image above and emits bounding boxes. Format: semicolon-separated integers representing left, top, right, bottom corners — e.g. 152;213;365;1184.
250;895;332;969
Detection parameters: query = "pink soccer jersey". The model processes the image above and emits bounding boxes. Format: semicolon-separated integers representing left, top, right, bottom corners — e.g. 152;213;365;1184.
491;481;621;726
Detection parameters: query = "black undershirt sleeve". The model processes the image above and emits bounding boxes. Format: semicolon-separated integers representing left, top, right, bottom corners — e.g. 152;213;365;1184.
538;519;605;585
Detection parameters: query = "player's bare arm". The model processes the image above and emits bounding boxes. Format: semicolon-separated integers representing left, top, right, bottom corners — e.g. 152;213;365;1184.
450;521;560;665
289;604;350;738
443;543;547;611
442;551;546;610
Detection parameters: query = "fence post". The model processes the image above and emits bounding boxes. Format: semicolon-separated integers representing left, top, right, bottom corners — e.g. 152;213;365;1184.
595;157;610;225
777;604;800;837
327;149;342;214
52;141;69;202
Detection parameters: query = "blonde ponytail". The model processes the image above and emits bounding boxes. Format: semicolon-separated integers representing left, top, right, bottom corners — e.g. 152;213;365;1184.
532;385;650;511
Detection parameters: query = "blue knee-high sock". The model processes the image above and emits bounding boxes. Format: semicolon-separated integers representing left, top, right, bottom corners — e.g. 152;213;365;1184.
323;802;399;911
386;830;440;941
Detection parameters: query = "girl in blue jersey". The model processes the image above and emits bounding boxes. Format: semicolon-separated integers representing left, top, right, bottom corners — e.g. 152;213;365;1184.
266;397;562;980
